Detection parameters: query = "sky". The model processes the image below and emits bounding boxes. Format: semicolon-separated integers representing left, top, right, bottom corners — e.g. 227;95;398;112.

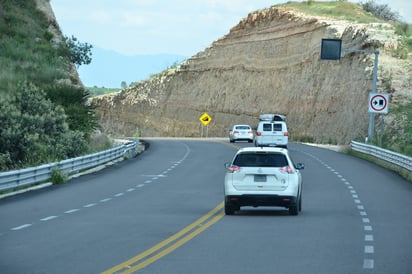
49;0;411;87
50;0;411;57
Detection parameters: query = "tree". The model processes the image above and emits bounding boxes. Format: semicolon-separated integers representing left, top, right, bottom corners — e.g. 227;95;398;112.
65;35;93;67
121;81;128;89
361;0;400;22
44;84;100;138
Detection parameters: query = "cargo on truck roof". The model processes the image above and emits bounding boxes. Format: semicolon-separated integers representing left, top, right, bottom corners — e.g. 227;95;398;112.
259;114;286;122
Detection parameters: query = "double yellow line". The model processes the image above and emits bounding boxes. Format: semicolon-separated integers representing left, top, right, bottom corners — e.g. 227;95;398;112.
102;202;225;274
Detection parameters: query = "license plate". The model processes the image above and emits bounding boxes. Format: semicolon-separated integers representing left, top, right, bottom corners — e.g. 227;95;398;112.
254;175;267;182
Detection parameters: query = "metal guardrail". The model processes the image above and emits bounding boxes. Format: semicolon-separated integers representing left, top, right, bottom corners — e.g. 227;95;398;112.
2;139;408;193
351;140;412;172
0;139;140;192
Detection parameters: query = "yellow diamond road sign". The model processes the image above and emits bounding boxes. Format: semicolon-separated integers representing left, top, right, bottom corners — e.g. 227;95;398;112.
199;112;212;126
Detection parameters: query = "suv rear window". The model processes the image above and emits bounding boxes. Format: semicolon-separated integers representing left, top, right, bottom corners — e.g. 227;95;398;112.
235;126;251;130
273;123;283;131
233;153;288;167
262;123;272;131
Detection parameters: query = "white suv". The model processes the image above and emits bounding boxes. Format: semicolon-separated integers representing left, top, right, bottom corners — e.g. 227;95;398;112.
224;147;304;215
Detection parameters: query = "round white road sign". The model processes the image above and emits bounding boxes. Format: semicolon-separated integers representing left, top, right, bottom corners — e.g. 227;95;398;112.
368;93;389;114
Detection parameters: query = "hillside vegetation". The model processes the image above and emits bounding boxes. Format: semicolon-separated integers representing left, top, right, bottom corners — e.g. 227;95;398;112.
281;1;412;54
0;0;102;171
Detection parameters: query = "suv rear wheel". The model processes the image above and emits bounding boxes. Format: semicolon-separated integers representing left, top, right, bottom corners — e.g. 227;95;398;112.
224;200;238;215
289;194;301;216
289;204;298;215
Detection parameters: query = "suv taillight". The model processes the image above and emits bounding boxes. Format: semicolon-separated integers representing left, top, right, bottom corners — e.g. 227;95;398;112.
228;165;241;173
256;131;262;136
284;132;289;136
279;166;293;174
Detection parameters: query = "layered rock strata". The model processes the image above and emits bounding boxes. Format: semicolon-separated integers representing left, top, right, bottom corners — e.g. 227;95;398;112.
92;7;410;144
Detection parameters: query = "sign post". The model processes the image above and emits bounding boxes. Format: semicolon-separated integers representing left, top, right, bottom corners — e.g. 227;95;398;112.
199;112;212;138
320;39;380;143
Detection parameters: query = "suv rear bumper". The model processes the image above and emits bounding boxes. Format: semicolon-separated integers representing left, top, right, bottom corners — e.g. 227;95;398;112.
225;194;297;208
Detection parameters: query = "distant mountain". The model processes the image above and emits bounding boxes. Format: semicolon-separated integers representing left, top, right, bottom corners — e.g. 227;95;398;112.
78;47;187;88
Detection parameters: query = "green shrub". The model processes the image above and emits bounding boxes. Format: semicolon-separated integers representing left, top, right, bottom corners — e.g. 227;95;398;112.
133;128;141;138
51;169;67;184
44;84;100;138
44;30;53;42
0;82;96;171
88;133;112;153
395;22;412;36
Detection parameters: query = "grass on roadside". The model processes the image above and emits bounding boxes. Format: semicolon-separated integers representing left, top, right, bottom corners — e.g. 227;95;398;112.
346;149;412;183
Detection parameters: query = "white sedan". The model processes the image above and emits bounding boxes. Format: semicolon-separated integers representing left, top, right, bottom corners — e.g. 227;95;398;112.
228;124;254;143
224;146;304;215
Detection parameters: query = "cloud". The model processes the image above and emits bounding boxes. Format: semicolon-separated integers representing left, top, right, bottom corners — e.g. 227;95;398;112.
122;12;147;27
90;10;113;24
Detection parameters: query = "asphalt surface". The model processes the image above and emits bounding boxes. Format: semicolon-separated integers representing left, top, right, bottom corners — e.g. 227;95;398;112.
0;139;411;274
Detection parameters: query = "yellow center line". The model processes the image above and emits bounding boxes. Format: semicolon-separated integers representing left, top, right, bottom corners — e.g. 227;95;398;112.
102;201;224;274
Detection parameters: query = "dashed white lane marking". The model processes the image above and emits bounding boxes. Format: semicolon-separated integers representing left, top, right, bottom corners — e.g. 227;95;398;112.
65;209;80;214
100;198;112;202
364;259;374;269
84;203;96;208
40;216;58;221
304;152;375;270
114;193;124;197
11;224;32;230
365;245;375;253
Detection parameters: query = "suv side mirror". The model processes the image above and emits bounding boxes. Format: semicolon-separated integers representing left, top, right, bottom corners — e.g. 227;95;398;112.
224;162;231;168
295;163;305;170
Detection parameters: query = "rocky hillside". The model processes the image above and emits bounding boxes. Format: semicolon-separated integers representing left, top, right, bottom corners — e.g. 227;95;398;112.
91;4;411;145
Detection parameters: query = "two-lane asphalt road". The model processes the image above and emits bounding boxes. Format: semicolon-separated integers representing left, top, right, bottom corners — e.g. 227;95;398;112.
0;139;411;274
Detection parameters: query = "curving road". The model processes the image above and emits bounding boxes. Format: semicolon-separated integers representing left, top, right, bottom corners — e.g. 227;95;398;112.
0;139;411;274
